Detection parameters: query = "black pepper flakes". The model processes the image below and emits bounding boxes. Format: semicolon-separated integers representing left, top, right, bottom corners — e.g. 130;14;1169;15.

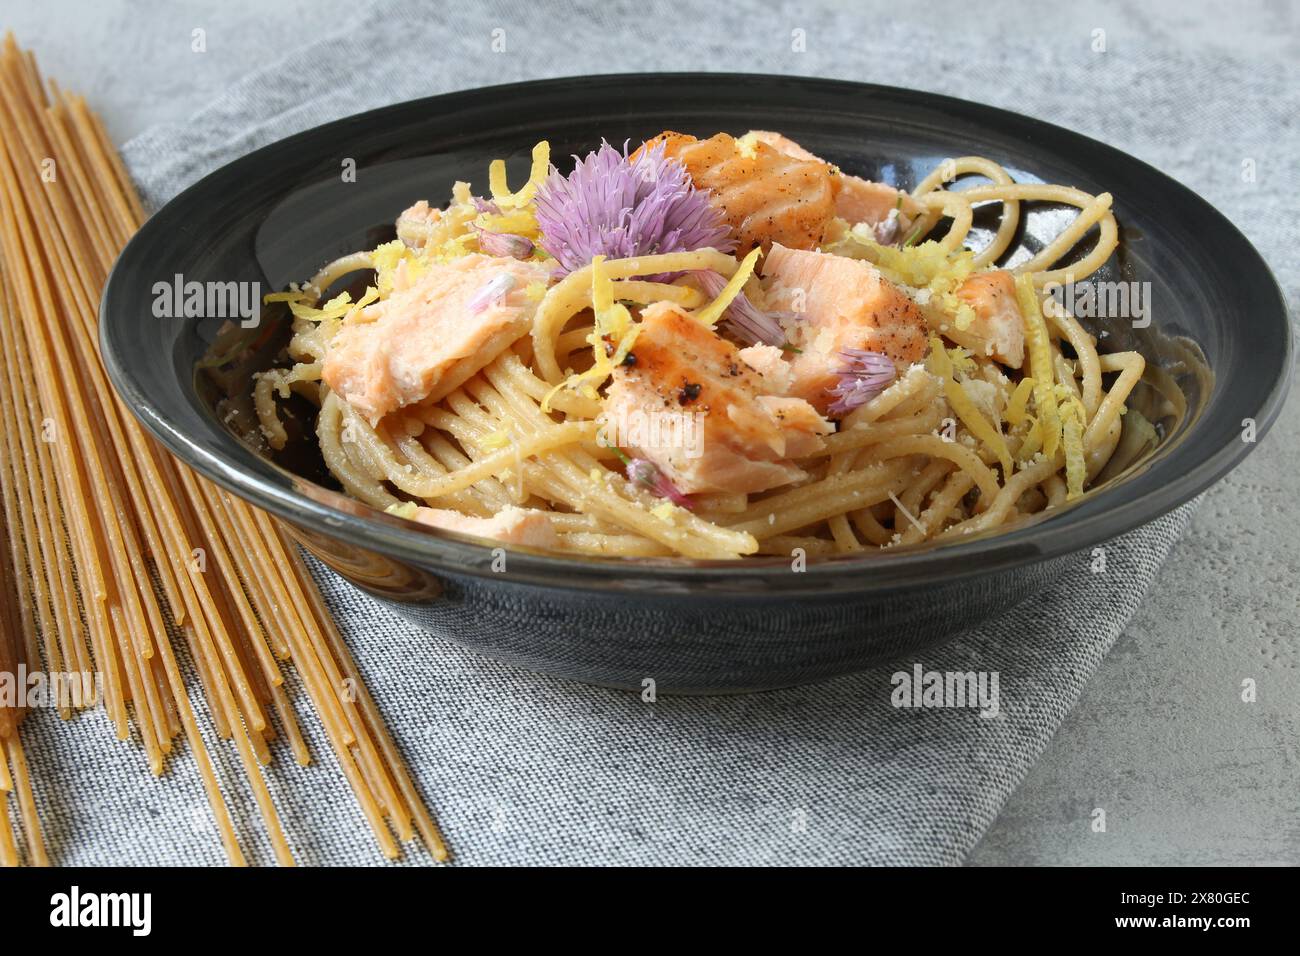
678;382;702;405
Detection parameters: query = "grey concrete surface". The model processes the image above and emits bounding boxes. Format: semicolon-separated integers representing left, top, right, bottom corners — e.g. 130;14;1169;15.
4;0;1296;865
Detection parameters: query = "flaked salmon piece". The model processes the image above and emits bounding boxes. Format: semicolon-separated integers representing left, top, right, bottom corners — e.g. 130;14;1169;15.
409;504;560;548
604;301;831;495
762;242;928;416
754;396;830;457
638;130;838;255
742;130;821;163
395;199;443;249
745;130;921;240
322;254;551;425
836;179;918;242
955;270;1025;368
737;342;792;394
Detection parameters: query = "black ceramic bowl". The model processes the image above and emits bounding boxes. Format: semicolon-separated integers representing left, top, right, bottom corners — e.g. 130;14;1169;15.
101;74;1291;693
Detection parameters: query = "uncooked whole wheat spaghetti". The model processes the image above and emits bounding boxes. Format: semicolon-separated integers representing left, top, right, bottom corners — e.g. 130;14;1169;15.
0;35;446;867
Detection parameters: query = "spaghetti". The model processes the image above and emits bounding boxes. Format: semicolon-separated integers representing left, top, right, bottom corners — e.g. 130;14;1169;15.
0;35;446;866
255;130;1142;560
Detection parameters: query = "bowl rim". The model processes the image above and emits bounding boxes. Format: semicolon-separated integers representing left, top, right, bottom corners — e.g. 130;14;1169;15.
100;71;1294;594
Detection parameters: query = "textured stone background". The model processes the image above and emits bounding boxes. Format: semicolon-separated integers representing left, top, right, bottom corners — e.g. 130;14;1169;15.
5;0;1296;864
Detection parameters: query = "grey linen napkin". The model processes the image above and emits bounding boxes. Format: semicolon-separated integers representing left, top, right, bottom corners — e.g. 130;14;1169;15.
22;0;1294;866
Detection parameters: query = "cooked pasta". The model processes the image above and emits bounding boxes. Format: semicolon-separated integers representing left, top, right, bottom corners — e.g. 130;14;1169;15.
255;127;1142;560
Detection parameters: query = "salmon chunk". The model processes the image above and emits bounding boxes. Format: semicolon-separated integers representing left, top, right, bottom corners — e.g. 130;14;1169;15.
737;342;793;393
640;131;839;255
395;200;442;249
409;504;559;548
604;301;831;495
745;130;921;240
955;270;1025;368
762;243;928;415
835;178;919;241
322;254;551;425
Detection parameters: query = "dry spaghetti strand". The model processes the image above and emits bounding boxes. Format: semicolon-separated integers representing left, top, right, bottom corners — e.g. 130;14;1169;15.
0;34;447;866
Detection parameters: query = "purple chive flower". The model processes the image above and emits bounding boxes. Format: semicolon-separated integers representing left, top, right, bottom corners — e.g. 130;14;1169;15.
690;270;796;347
534;140;735;275
873;210;901;246
826;349;895;416
476;228;535;260
471;195;501;215
611;447;692;509
467;273;516;313
626;458;693;510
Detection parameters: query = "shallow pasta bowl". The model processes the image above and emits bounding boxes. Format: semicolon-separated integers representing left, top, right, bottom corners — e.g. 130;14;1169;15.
100;74;1291;693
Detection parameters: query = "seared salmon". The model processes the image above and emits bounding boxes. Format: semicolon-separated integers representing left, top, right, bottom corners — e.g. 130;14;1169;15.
638;131;839;255
746;130;921;240
322;254;551;425
737;342;793;393
762;243;928;415
955;270;1025;368
604;301;831;495
409;504;559;548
